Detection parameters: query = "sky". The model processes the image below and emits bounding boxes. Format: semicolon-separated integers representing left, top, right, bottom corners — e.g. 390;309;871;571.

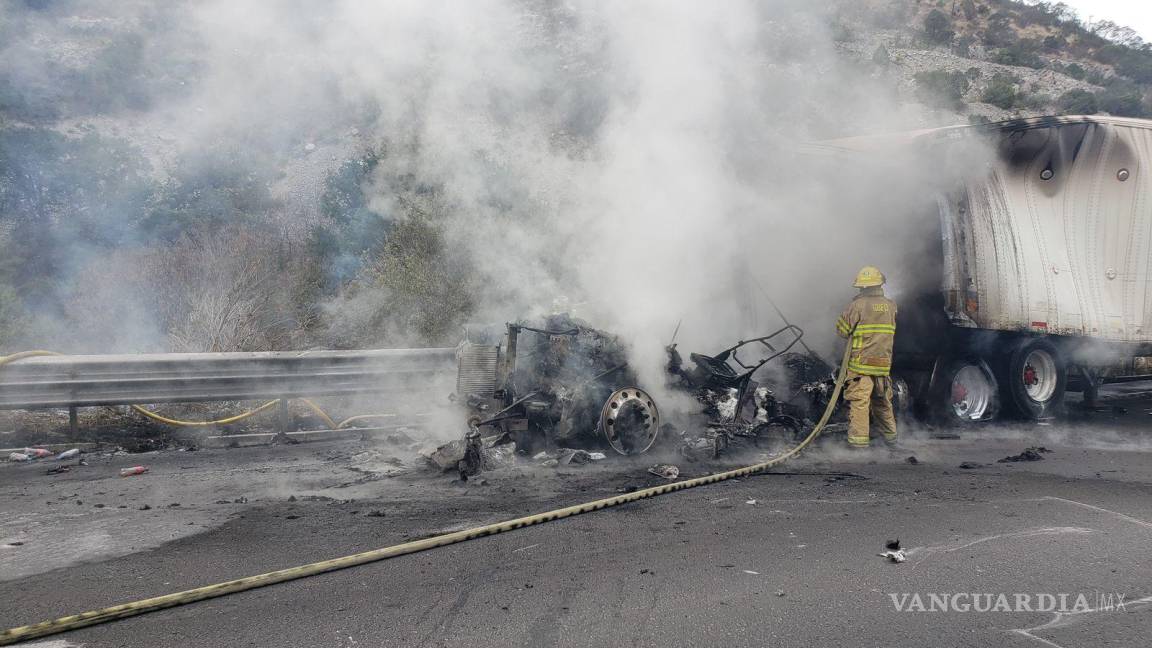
1061;0;1152;41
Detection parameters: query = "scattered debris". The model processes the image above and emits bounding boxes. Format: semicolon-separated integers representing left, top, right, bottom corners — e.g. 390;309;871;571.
588;452;607;461
139;504;151;510
425;439;468;473
23;448;52;459
775;590;786;597
959;461;983;469
997;447;1051;463
879;539;906;563
44;465;71;475
481;440;517;470
745;499;758;505
716;389;739;421
8;452;30;462
55;449;80;461
904;456;919;465
119;466;149;477
743;570;760;575
666;330;818;459
648;464;680;480
558;448;594;466
233;497;248;504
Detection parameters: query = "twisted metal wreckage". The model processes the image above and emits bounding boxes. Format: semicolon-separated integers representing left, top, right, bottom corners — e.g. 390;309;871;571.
437;313;845;476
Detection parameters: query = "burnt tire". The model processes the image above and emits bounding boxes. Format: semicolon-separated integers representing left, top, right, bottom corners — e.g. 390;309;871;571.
1002;339;1066;420
751;416;805;453
929;357;1000;425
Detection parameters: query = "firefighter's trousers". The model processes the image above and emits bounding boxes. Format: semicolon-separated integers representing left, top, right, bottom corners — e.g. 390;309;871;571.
843;375;897;448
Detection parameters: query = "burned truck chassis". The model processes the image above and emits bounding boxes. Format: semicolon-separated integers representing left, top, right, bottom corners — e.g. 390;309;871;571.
452;315;839;464
458;316;660;457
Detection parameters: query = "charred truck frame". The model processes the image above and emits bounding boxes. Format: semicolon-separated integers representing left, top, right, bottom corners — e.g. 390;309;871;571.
454;313;832;459
456;314;661;456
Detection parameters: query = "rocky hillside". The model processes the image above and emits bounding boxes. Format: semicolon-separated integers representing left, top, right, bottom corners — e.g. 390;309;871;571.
835;0;1151;124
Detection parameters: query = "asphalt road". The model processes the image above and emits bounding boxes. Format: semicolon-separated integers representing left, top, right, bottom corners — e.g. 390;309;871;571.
4;397;1152;647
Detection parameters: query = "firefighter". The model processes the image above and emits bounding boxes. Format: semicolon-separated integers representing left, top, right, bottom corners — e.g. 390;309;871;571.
835;266;898;449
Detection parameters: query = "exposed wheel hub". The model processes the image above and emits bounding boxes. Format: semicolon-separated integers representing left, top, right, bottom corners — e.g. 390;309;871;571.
1021;349;1057;403
600;387;660;455
951;365;993;420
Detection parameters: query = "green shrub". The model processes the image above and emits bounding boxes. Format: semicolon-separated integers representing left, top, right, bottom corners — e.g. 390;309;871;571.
1097;84;1149;117
872;44;890;66
1058;89;1099;114
924;9;954;45
982;73;1020;109
914;69;971;110
992;43;1043;68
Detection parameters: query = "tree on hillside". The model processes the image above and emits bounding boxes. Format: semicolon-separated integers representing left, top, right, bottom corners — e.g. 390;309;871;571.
924;9;954;45
1097;82;1149;117
983;12;1018;48
0;128;153;302
961;0;977;21
1058;89;1098;114
982;73;1020;109
142;149;279;242
914;69;970;110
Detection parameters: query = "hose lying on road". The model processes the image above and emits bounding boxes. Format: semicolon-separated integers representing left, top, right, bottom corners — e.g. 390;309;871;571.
0;342;851;645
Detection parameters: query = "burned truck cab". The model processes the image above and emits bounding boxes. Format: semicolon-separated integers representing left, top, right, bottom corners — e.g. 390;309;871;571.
455;314;661;455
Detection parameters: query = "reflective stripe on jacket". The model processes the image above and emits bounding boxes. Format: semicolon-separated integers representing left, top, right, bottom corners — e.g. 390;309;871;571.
835;289;898;377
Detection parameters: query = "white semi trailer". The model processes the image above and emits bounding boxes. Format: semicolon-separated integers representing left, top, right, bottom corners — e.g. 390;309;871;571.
818;116;1152;423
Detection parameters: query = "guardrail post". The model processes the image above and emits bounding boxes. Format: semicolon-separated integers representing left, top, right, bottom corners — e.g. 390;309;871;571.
271;398;295;445
69;406;79;437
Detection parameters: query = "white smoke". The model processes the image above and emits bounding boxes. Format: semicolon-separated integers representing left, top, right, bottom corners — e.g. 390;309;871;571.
6;0;990;379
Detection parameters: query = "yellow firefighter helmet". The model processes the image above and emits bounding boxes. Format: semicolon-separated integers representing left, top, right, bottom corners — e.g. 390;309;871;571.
853;266;885;288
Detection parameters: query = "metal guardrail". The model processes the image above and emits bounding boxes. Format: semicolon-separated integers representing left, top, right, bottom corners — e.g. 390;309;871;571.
0;348;458;410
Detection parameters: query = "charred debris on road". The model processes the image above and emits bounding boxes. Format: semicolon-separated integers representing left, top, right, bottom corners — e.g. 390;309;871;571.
435;313;839;478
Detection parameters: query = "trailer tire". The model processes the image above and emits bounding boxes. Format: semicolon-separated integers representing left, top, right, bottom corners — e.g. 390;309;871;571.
929;357;1000;424
1003;339;1066;420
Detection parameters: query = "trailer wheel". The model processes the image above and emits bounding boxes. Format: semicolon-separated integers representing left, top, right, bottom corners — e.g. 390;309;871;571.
1004;339;1066;419
930;357;999;424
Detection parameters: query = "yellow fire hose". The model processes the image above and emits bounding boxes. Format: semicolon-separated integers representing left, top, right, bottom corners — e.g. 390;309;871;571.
0;341;853;645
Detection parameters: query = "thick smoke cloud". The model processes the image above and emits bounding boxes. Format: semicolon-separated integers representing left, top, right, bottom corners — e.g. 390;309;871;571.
2;0;988;387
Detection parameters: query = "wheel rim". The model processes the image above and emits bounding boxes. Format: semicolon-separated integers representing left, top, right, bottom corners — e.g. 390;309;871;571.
1022;349;1058;403
600;387;660;455
950;365;993;420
